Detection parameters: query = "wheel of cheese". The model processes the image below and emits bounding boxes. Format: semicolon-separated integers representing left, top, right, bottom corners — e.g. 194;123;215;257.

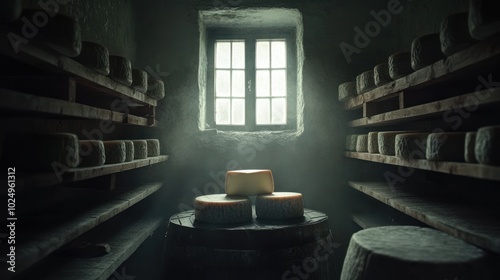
465;132;478;163
356;134;369;152
147;77;165;100
122;140;134;162
426;132;466;162
388;52;413;80
146;139;160;157
132;69;148;93
338;81;357;102
411;33;445;71
374;63;392;87
368;132;379;154
346;134;359;151
132;140;148;159
340;226;488;280
356;70;376;94
78;140;105;167
378;131;411;156
74;41;110;76
225;169;274;196
109;55;132;86
255;192;304;220
440;12;477;56
194;194;252;224
0;0;22;23
103;140;126;164
469;0;500;40
395;133;429;160
475;126;500;165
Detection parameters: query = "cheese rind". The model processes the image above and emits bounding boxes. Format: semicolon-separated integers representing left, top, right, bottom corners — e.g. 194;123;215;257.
368;132;379;154
346;135;359;151
146;139;160;157
426;132;466;162
388;52;413;80
475;126;500;165
411;33;445;71
395;133;429;160
109;55;132;86
132;69;148;93
378;131;412;156
78;140;105;167
356;70;376;94
225;169;274;196
194;194;252;224
132;140;148;159
465;132;478;163
75;41;110;76
338;81;357;102
147;77;165;100
440;12;477;56
255;192;304;219
122;140;135;162
469;0;500;40
103;141;126;164
374;63;392;87
356;134;369;152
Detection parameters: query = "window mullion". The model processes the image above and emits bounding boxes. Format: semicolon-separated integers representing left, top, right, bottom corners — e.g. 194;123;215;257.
246;36;256;131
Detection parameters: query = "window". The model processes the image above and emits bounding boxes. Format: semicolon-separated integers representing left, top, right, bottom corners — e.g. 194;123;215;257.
207;29;296;131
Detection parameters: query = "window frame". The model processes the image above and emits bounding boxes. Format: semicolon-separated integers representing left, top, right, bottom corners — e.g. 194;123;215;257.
206;28;297;132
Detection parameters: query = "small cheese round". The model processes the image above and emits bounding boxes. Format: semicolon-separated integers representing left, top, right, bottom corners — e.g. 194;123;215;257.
146;139;160;157
146;77;165;100
475;126;500;165
109;55;132;86
356;134;369;152
346;134;359;151
45;13;82;57
440;12;477;56
256;192;304;220
378;131;412;156
225;169;274;196
374;63;392;87
356;70;376;94
194;194;252;224
469;0;500;40
426;132;466;162
132;69;148;93
388;52;413;80
368;132;379;154
411;33;445;71
465;132;478;163
103;140;126;164
395;133;429;160
75;41;110;76
0;0;22;23
132;140;148;159
122;140;134;162
338;81;357;102
78;140;105;167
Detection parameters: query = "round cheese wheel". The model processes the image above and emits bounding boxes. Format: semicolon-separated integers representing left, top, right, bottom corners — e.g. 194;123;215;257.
475;126;500;165
346;134;360;151
368;132;379;154
465;132;478;163
338;81;357;102
225;169;274;196
194;194;252;224
147;77;165;100
356;134;369;152
440;12;477;56
103;140;126;164
388;52;413;80
122;140;134;162
132;69;148;93
411;33;445;71
341;226;488;280
109;55;132;86
0;0;22;23
146;139;160;157
469;0;500;40
395;133;429;160
132;140;148;159
378;131;412;156
255;192;304;220
45;13;82;57
75;41;110;76
374;63;392;87
78;140;105;167
426;132;466;162
356;70;376;94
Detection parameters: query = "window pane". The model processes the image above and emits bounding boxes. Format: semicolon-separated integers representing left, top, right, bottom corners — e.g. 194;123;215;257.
271;70;286;97
256;70;270;97
271;41;286;68
256;98;270;125
215;41;231;68
256;41;270;69
232;70;245;97
215;98;230;125
216;70;230;97
232;41;245;69
272;98;286;124
232;99;245;125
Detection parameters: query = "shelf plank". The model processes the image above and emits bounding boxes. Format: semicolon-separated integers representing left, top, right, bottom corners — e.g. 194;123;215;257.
343;36;500;110
351;212;393;229
348;87;500;127
18;155;169;189
349;181;500;253
345;152;500;181
0;88;154;126
0;182;163;277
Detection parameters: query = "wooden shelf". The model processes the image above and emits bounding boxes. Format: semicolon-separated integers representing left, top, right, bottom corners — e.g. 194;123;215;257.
349;181;500;254
343;36;500;110
0;182;163;278
346;152;500;181
351;212;393;229
18;155;169;190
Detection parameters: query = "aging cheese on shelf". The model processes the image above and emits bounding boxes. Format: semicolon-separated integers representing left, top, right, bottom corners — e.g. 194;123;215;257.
374;63;392;87
475;126;500;165
78;140;105;167
132;69;148;93
469;0;500;40
338;81;357;102
426;132;466;162
368;132;379;154
103;140;126;164
225;169;274;196
146;139;160;157
147;77;165;100
122;140;135;162
346;135;359;152
341;226;488;280
356;134;369;153
465;132;478;163
378;131;411;156
0;0;22;23
395;133;429;160
356;70;376;94
132;140;148;159
255;192;304;220
74;41;110;76
388;52;414;80
194;194;252;224
411;33;445;71
109;55;133;86
440;12;477;56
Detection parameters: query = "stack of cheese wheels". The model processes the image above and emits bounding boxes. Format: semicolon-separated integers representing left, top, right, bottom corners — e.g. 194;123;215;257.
356;70;376;94
132;69;148;93
256;192;304;219
132;140;148;159
378;131;411;156
356;134;368;152
340;226;488;280
426;132;466;161
122;140;135;162
440;12;477;56
469;0;500;40
225;169;274;196
338;81;357;102
103;140;126;164
109;55;133;86
194;194;252;224
75;41;110;76
147;76;166;100
146;139;160;157
0;0;22;23
388;52;413;80
78;140;105;167
475;126;500;165
465;132;478;163
395;133;429;160
346;134;359;151
411;33;445;71
368;132;379;154
373;63;392;87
